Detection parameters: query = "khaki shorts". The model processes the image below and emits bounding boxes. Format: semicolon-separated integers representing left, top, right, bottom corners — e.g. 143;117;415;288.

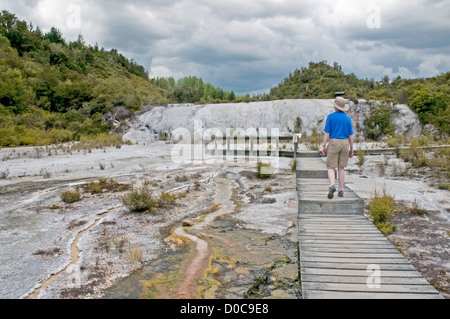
326;139;350;169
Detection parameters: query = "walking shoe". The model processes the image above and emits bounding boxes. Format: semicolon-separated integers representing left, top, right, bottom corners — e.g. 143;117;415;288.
338;189;344;197
328;185;336;199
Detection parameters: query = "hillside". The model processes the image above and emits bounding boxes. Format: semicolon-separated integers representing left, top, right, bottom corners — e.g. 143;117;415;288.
265;61;449;135
0;10;167;146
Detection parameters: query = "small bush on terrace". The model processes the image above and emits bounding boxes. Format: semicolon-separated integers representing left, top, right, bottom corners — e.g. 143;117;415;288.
257;161;274;179
121;187;159;213
60;189;81;203
368;187;398;235
121;188;178;214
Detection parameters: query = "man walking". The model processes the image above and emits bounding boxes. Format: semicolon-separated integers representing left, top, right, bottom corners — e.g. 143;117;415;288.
322;97;354;199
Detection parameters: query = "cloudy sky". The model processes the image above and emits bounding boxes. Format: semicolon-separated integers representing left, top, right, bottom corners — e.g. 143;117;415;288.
2;0;450;94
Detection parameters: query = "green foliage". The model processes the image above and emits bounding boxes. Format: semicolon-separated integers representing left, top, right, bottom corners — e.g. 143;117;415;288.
256;161;274;179
121;187;159;213
152;76;238;103
0;10;167;147
294;117;302;134
364;103;395;140
267;61;376;100
406;80;450;135
369;187;397;235
121;188;178;214
60;189;82;204
356;148;366;168
290;159;297;172
396;137;431;169
158;192;178;209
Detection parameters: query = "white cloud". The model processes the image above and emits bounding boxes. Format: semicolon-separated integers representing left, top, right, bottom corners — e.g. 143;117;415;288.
1;0;449;93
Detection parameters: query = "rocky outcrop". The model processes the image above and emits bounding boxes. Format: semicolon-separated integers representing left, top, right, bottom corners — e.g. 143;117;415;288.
124;99;422;143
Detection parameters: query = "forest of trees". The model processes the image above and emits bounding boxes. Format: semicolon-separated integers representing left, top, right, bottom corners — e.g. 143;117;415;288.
0;10;448;147
0;10;169;146
152;76;239;103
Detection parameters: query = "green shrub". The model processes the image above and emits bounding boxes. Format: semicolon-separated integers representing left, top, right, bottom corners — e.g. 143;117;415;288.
158;192;178;208
356;148;366;168
121;187;158;213
399;139;430;168
386;136;404;148
368;187;397;235
408;199;427;216
257;161;274;179
90;181;101;194
364;103;395;140
60;189;81;203
78;133;125;149
290;159;297;172
437;183;450;191
0;125;73;147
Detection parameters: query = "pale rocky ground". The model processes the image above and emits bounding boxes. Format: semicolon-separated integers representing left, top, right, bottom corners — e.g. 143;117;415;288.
0;139;448;299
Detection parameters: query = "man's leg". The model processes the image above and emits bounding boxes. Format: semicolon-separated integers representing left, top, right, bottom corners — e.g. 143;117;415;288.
327;168;336;199
328;168;336;186
336;139;350;197
326;140;338;199
337;167;345;190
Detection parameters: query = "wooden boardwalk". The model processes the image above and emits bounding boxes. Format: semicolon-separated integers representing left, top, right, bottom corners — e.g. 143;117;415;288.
296;156;443;299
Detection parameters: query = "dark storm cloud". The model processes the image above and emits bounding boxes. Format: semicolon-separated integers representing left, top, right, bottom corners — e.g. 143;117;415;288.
1;0;449;93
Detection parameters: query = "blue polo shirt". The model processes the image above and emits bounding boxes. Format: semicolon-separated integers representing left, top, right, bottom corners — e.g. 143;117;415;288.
324;111;354;139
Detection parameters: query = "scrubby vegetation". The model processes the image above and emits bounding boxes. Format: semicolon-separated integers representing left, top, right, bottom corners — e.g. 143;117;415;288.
60;189;81;204
256;161;275;179
152;76;241;104
121;187;179;214
368;187;398;235
0;10;166;147
363;103;396;140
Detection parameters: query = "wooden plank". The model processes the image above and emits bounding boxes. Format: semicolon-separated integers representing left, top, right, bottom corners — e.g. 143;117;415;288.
300;247;401;254
302;282;440;294
301;267;426;278
300;233;384;240
300;240;392;245
300;237;386;242
299;222;374;227
303;290;442;299
299;233;384;238
300;222;377;227
300;232;383;236
300;274;431;285
300;262;418;271
300;222;379;227
300;256;412;264
300;251;406;259
299;214;366;219
300;246;396;252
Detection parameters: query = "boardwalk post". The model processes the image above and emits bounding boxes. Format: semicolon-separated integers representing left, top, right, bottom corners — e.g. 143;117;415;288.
293;134;301;161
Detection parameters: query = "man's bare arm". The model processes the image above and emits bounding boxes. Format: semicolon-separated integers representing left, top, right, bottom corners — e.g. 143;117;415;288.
348;135;354;158
322;133;330;156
